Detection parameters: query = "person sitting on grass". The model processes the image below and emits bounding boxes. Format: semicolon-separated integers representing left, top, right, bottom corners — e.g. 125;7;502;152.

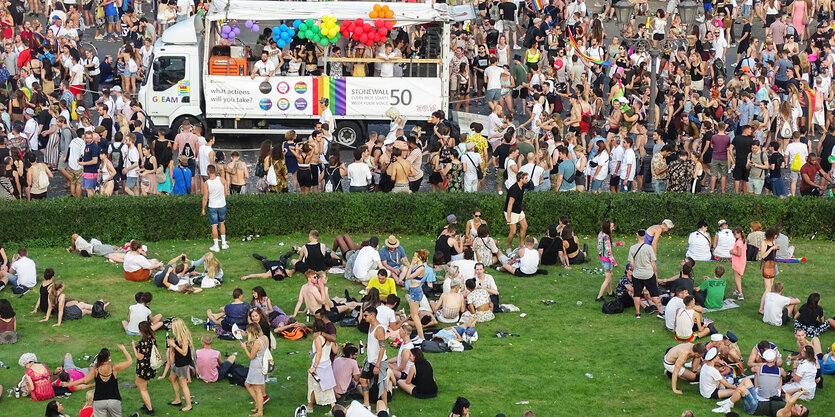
332;344;361;401
783;345;820;400
706;333;743;375
695;265;727;310
747;340;785;373
123;240;163;282
561;225;589;266
793;292;835;338
762;282;802;327
0;298;17;344
538;225;567;268
396;348;438;399
18;352;55;401
432;278;465;324
185;252;224;285
41;281;109;327
287;230;344;277
122;292;164;336
664;342;706;394
67;234;127;262
460;278;494;326
30;268;56;317
499;237;543;277
367;270;397;299
699;347;741;401
673;295;715;342
207;288;249;332
242;249;295;281
195;334;246;383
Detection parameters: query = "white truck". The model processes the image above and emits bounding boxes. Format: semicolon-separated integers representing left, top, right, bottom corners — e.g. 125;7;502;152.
138;0;460;147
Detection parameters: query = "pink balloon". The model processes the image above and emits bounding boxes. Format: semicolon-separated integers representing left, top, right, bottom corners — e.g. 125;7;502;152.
385;21;393;30
375;19;384;28
355;26;364;35
355;18;364;26
359;33;368;44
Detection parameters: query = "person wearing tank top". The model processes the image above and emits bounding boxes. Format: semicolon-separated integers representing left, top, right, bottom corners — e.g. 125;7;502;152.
62;345;134;417
359;308;388;411
202;165;228;253
290;230;328;274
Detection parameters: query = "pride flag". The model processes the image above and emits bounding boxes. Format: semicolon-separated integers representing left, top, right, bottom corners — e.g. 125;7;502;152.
312;76;347;116
531;0;544;12
566;27;612;66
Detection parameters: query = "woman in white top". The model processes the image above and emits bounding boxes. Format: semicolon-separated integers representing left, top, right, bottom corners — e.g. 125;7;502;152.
503;147;519;190
496;35;510;67
384;107;406;145
307;319;337;412
650;10;668;48
123;240;163;282
713;223;736;260
590;140;609;193
686;222;714;261
783;345;818;400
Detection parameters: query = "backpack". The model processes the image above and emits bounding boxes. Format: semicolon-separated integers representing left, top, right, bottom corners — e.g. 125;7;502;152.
181;141;196;160
91;301;109;319
37;165;50;189
602;299;624;314
420;340;449;353
261;342;274;375
790;153;803;172
712;58;725;79
489;3;500;21
149;342;165;370
109;142;125;173
281;326;309;340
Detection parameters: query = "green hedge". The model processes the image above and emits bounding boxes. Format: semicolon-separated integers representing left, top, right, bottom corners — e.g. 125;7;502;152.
3;192;835;247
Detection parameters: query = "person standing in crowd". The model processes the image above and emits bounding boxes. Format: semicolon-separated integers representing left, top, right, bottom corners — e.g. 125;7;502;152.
202;165;228;253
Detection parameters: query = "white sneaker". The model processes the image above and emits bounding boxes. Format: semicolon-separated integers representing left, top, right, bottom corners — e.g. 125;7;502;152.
737;293;745;301
209;244;220;253
711;404;732;414
716;398;731;406
221;242;230;250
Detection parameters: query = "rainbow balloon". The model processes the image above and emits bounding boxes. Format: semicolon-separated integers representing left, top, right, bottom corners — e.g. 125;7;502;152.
567;27;612;66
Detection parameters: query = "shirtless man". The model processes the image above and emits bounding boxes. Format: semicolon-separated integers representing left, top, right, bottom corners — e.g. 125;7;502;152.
707;333;743;375
225;151;249;194
290;271;359;319
431;279;466;324
747;340;785;373
386;148;412;193
606;97;627;142
665;342;706;394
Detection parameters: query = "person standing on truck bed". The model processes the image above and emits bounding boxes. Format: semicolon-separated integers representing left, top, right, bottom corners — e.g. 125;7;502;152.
173;120;199;193
319;98;335;135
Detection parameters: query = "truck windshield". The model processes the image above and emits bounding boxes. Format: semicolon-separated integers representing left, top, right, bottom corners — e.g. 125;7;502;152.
153;56;186;92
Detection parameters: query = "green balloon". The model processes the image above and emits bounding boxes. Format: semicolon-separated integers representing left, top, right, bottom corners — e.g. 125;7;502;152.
299;30;306;39
329;36;338;44
312;25;320;33
306;18;314;27
305;29;314;38
299;23;307;32
312;34;321;42
320;38;329;46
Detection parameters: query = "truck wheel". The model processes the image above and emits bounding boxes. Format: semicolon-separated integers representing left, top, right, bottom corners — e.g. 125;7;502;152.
333;121;363;148
172;115;203;135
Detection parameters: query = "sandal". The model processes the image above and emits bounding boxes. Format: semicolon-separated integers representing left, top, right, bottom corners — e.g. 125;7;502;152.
180;407;192;412
168;402;182;407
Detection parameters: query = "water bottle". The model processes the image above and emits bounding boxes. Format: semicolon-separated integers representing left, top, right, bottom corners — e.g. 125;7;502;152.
266;377;277;383
585;373;594;379
0;360;8;369
305;310;310;323
359;341;365;355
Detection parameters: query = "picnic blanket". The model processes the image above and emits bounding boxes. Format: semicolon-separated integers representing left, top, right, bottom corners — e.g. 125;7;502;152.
776;258;807;263
703;299;740;313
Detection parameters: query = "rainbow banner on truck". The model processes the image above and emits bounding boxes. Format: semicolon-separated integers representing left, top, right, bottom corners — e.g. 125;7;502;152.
313;76;347;116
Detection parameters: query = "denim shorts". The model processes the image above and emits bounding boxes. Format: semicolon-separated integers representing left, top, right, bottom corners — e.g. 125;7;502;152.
485;89;502;102
126;177;138;189
408;285;424;303
106;15;119;24
125;329;140;336
590;179;604;192
207;206;227;225
742;386;759;414
600;260;614;271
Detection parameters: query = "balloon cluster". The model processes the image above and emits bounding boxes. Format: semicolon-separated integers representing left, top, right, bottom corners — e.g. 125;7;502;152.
293;18;339;47
369;4;394;20
244;20;260;33
319;15;341;46
339;17;393;46
271;24;296;49
220;23;240;41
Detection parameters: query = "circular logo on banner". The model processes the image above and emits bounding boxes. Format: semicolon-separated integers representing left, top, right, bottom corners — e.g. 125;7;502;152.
259;98;273;111
294;82;308;94
259;82;272;94
276;98;290;111
294;98;307;111
276;82;290;94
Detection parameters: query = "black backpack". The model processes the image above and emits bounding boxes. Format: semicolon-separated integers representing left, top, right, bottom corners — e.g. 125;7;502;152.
602;299;624;314
140;112;156;137
109;142;125;172
91;301;110;319
181;142;196;160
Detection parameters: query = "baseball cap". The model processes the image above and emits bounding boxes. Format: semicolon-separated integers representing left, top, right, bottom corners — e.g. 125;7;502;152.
662;219;675;229
705;347;718;360
617;97;629;104
762;349;777;362
718;219;728;227
111;86;122;93
447;214;457;223
24;108;34;116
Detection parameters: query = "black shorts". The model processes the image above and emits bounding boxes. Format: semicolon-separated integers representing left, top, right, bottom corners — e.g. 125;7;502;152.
568;126;580;134
513;269;535;277
230;184;243;193
709;388;720;399
512;87;529;99
609;175;620;187
653;33;664;41
732;165;749;181
310;165;320;185
633;275;661;298
298;168;314;187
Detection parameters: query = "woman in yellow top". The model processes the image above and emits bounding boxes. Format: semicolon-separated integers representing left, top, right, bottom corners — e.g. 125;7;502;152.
524;40;541;72
465;124;489;179
350;42;370;77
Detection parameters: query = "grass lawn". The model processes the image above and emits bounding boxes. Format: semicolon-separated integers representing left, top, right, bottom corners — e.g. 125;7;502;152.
1;232;834;417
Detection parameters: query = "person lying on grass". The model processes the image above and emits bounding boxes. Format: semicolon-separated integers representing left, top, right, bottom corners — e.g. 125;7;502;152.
664;342;705;394
67;233;127;262
240;250;295;281
41;281;109;327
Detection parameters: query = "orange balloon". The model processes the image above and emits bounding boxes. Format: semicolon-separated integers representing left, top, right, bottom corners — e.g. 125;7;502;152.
373;4;382;12
385;10;394;18
369;11;377;18
382;5;390;11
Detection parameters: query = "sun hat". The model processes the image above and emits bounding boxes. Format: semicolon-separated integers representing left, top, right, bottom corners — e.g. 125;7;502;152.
385;235;399;249
18;352;37;367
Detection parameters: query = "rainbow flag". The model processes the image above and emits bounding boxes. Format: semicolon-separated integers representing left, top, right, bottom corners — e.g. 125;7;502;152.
531;0;544;12
312;76;347;116
567;27;612;66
